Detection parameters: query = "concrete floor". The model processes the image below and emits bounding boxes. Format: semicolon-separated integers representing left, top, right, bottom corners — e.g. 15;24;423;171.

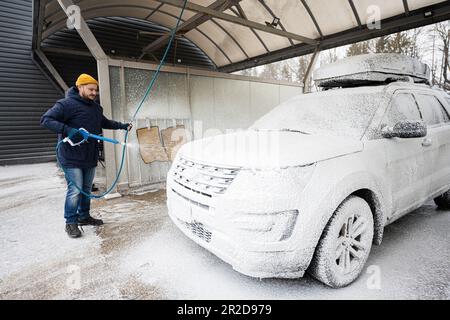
0;163;449;299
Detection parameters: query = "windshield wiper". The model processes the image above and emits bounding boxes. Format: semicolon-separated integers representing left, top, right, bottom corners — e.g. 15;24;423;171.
280;128;310;135
251;128;310;134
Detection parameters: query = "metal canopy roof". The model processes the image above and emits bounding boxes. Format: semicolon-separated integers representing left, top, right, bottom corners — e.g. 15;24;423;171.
39;0;450;72
42;16;217;69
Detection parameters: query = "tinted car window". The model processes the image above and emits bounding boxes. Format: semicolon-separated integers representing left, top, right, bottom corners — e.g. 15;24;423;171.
384;93;421;126
415;94;449;125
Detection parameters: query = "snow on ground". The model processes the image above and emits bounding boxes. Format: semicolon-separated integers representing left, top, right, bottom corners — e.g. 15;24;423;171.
0;163;101;279
0;162;165;299
120;205;450;300
0;163;449;299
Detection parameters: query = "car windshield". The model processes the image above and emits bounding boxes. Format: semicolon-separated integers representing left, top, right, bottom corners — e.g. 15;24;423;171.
250;90;383;139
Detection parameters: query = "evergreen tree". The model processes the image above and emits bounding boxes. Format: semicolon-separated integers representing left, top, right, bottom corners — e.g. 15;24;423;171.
280;64;291;81
239;68;257;77
373;32;418;56
297;56;310;82
385;32;413;54
375;36;388;53
260;62;280;81
346;41;370;56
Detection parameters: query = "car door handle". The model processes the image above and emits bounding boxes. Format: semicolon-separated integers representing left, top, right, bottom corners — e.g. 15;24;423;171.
422;138;432;147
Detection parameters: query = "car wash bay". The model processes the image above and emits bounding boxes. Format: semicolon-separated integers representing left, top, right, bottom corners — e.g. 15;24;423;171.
1;0;449;298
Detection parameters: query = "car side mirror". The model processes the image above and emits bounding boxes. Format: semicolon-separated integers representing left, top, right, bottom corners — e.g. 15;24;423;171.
381;120;427;139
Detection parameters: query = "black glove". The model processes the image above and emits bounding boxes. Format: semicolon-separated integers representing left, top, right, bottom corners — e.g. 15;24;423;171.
121;123;133;131
64;127;83;144
67;127;78;138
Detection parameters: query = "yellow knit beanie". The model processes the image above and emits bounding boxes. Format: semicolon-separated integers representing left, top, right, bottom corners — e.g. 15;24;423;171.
76;73;99;86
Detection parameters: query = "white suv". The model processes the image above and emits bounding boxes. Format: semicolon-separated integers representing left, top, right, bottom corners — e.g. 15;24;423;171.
166;54;450;287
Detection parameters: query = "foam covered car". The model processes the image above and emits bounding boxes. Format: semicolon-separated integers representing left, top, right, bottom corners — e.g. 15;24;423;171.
166;54;450;287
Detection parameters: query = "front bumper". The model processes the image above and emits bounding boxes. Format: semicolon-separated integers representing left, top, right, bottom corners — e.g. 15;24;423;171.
166;184;313;279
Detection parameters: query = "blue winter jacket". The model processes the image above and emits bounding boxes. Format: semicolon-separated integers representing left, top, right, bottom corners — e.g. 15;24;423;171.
41;86;127;168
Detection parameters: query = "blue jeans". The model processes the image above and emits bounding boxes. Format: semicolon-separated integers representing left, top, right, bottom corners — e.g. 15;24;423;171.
64;167;96;224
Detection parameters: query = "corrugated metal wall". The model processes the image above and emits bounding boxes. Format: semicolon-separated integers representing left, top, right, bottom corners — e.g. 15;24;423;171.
0;0;62;165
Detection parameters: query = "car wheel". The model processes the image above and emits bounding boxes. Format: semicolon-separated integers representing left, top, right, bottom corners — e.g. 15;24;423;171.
308;196;374;288
434;190;450;209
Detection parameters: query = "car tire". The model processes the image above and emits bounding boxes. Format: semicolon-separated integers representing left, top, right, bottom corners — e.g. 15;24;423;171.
308;196;374;288
434;190;450;209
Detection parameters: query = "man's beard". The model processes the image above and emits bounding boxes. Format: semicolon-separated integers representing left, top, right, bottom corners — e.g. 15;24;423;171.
81;92;96;100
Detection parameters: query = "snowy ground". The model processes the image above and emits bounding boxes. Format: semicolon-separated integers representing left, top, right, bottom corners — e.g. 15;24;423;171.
0;162;449;299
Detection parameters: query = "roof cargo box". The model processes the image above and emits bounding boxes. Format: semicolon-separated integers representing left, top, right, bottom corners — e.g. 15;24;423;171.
313;53;431;88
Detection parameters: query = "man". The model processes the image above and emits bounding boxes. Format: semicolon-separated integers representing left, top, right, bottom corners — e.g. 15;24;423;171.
41;73;132;238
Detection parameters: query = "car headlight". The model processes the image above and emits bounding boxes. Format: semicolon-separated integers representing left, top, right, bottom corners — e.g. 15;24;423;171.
231;209;299;243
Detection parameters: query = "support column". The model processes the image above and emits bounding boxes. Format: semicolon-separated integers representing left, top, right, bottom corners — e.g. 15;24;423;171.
119;60;130;187
303;47;320;94
97;59;118;193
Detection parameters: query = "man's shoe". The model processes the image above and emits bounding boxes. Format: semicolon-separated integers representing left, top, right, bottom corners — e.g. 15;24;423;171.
66;224;82;238
78;216;104;226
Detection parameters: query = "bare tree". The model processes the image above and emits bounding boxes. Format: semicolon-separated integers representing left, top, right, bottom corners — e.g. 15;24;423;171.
432;22;449;90
409;28;423;58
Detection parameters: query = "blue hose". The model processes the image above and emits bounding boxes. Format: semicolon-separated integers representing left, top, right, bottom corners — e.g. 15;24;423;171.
57;0;188;199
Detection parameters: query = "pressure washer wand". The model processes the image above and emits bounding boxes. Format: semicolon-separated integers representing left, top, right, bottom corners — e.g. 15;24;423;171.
62;128;126;146
88;132;126;146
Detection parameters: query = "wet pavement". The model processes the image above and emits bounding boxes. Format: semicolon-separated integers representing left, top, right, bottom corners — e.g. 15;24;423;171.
0;163;449;299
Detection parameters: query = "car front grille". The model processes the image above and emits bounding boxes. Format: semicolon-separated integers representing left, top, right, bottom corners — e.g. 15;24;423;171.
172;156;240;197
172;188;209;210
178;219;212;243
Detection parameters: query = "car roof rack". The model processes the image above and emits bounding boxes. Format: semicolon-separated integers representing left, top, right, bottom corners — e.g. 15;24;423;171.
313;53;431;89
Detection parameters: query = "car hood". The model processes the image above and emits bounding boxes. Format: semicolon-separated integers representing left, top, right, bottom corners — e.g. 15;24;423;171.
178;130;363;169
